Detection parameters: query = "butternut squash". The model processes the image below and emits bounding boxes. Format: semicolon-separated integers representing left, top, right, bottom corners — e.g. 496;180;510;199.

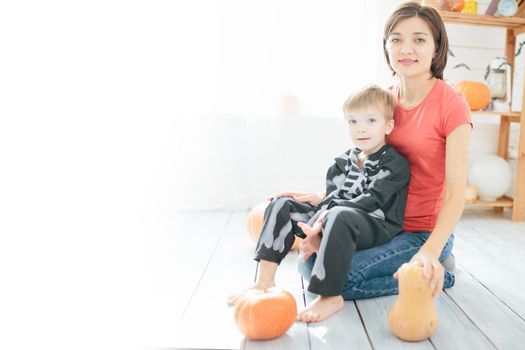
387;262;439;341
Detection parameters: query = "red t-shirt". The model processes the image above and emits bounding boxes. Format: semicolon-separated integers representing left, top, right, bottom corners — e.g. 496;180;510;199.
387;79;472;232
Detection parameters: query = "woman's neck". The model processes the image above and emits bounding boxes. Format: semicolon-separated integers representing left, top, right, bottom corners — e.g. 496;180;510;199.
398;75;437;109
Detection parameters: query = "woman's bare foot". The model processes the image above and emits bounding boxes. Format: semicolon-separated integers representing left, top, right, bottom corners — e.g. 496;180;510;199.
297;295;344;323
226;282;276;306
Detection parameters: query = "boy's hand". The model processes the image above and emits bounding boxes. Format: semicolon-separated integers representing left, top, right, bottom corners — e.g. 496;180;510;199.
267;191;324;206
297;210;328;261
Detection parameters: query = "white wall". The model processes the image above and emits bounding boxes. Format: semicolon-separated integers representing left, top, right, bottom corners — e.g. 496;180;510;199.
157;0;404;210
168;114;350;211
2;1;523;346
168;1;523;210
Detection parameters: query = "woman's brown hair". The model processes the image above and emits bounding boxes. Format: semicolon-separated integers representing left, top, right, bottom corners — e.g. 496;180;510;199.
383;1;449;79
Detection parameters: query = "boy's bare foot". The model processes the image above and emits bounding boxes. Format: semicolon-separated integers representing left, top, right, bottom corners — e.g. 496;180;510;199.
297;295;344;323
226;282;276;306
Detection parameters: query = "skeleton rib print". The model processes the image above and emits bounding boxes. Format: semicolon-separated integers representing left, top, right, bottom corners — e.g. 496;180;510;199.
335;149;383;201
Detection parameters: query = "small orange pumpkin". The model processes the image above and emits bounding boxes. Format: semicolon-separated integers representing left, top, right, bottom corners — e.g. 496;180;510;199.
387;262;439;341
233;287;297;340
454;80;491;111
247;201;303;251
445;0;464;12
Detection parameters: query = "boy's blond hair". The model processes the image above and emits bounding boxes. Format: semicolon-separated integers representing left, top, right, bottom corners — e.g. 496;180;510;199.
343;85;396;121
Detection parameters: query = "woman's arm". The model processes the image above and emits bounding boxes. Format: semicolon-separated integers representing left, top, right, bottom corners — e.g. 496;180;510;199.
408;124;471;297
267;190;326;206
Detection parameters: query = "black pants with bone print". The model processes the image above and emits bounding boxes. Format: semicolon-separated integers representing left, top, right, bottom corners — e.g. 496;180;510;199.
254;197;395;296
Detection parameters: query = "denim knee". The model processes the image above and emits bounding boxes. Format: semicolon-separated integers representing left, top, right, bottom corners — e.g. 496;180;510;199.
439;233;455;262
444;270;455;289
297;254;316;282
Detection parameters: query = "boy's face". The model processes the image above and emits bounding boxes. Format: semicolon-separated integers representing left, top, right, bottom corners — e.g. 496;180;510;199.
345;106;394;155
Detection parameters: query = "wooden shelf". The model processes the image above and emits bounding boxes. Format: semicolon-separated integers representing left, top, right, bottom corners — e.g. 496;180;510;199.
439;6;525;221
471;111;521;123
440;9;525;221
439;11;525;28
466;196;514;208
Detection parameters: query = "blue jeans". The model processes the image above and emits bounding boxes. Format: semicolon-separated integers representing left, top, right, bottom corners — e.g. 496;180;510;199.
297;231;455;300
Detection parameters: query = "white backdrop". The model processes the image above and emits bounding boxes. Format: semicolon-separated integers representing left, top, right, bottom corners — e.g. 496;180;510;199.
0;0;520;348
168;0;520;211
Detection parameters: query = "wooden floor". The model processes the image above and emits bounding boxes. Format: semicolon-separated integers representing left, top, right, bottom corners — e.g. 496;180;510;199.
144;209;525;350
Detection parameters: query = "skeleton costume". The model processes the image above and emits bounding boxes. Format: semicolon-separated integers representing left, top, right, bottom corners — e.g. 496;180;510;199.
254;144;409;296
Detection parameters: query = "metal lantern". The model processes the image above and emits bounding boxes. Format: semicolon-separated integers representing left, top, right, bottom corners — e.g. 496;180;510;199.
485;57;512;111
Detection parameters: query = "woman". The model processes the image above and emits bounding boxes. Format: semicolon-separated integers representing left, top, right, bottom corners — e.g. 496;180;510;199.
296;1;472;322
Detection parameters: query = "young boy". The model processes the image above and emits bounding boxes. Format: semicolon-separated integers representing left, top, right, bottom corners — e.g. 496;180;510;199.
229;85;410;323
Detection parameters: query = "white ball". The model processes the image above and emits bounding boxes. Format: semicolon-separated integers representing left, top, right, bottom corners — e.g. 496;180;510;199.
468;155;513;201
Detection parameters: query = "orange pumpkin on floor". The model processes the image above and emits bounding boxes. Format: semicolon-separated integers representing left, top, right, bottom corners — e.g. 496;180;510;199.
233;287;297;340
387;262;439;341
247;201;303;251
454;81;491;111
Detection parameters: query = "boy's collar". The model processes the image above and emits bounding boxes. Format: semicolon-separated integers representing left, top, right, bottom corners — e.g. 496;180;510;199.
353;144;389;161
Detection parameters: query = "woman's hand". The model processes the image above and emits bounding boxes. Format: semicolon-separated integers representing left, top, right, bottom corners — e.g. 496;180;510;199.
297;210;328;261
267;191;325;206
393;249;445;299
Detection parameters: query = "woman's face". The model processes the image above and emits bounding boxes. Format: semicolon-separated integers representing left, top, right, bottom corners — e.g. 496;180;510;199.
385;16;436;80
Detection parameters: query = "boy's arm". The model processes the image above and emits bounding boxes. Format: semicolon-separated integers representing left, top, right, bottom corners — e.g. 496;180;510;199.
329;152;409;212
293;192;325;206
324;151;350;195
